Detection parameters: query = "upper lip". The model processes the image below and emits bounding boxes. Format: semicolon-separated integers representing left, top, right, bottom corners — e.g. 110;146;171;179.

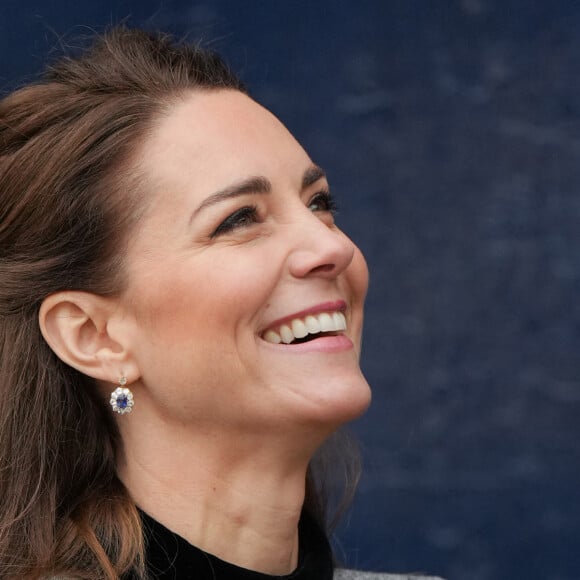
260;300;347;335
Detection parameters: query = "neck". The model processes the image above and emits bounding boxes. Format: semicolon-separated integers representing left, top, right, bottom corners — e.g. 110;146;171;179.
117;421;326;575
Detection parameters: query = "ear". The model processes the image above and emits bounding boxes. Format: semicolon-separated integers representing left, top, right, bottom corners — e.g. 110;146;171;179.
39;291;140;384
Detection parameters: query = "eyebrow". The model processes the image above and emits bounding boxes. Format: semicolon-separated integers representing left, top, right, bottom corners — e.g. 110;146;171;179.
302;165;326;189
190;164;327;221
191;176;271;220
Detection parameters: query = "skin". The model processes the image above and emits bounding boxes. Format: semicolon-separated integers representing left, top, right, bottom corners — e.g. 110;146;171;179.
40;90;371;574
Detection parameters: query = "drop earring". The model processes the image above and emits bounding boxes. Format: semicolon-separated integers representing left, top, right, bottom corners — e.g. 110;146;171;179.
109;375;134;415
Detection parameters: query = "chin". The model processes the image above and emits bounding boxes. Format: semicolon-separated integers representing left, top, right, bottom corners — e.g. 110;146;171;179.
302;372;372;429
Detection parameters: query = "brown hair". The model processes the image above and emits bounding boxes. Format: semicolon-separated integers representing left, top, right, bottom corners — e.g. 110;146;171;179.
0;27;359;579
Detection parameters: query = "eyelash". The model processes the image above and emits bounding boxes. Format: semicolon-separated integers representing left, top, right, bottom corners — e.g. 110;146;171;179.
308;190;338;214
210;190;338;238
211;205;259;238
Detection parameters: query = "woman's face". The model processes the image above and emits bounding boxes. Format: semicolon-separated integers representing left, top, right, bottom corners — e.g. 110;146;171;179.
116;90;370;434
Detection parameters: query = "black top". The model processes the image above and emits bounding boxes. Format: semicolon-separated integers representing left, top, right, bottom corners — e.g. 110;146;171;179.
137;510;334;580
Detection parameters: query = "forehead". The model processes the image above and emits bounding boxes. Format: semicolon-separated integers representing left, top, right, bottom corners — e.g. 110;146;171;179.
138;90;311;192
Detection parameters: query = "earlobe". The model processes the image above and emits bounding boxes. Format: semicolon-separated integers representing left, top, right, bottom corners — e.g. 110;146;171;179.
39;291;139;383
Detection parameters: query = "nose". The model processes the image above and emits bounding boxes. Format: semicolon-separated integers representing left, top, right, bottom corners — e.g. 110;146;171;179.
287;212;356;279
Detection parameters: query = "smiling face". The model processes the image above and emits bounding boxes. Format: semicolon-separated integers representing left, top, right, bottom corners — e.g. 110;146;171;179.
116;90;370;436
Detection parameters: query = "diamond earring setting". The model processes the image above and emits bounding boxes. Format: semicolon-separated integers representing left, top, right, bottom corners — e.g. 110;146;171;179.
109;376;134;414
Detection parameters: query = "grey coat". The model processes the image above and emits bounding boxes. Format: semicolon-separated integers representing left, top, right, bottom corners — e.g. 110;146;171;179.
335;571;445;580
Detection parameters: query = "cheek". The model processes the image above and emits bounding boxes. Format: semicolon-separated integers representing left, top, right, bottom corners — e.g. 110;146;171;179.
121;262;214;345
124;254;267;343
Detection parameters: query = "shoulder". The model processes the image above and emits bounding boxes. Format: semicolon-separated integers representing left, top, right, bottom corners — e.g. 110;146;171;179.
334;570;446;580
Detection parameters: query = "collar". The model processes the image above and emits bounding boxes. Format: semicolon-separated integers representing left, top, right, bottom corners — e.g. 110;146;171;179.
137;509;334;580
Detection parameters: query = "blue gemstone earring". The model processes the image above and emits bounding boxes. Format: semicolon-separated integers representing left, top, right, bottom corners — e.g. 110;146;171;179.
109;375;134;415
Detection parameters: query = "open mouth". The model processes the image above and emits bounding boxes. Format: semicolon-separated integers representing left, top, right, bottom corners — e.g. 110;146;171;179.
262;311;347;345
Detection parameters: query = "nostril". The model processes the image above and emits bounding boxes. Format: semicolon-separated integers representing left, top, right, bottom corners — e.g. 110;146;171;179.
310;264;335;275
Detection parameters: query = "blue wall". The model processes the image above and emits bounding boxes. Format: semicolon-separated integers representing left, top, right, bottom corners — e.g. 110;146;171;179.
2;2;579;579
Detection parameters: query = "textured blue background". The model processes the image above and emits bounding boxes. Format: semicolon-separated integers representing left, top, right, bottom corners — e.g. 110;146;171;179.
2;2;579;579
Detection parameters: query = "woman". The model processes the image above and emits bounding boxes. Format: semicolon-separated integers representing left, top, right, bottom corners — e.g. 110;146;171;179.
0;27;441;580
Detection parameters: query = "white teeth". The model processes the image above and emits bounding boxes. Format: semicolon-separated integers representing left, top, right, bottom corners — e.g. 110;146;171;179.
304;315;321;333
291;319;308;339
333;312;347;331
262;310;348;344
264;330;282;344
279;324;294;344
318;313;334;332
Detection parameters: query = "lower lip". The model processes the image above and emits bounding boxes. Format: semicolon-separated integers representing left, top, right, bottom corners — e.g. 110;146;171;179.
262;334;354;353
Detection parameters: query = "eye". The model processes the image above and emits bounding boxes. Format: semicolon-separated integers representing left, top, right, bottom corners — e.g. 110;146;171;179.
308;190;338;215
211;205;259;238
